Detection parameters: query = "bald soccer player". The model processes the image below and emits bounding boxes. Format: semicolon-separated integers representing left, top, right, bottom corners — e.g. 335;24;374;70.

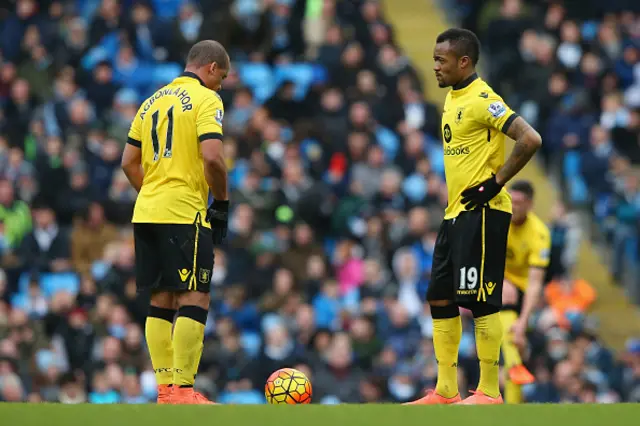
122;40;230;404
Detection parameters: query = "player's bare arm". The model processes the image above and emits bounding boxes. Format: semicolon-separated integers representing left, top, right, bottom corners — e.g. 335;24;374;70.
201;137;228;201
202;136;229;245
495;117;542;186
512;266;545;348
121;143;144;192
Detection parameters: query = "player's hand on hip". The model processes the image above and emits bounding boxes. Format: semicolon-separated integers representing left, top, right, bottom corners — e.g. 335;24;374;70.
206;200;229;245
461;174;503;210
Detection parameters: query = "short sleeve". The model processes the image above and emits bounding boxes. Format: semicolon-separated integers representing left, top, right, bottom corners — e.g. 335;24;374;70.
196;94;224;142
474;91;518;133
528;227;551;269
127;106;144;148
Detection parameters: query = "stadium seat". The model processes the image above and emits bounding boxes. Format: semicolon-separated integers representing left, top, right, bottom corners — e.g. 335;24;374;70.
9;293;28;312
236;63;276;104
229;159;249;190
569;178;589;205
43;273;81;298
402;174;427;203
375;126;400;160
625;235;639;264
19;272;81;298
563;151;581;177
76;0;101;21
310;64;329;85
81;46;109;71
273;64;315;101
239;332;261;358
581;21;600;41
81;32;120;71
151;63;182;86
427;144;446;176
91;261;110;281
563;151;589;205
17;273;31;295
323;237;337;260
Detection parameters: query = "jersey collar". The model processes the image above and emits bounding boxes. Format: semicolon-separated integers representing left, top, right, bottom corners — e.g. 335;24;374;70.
452;73;478;91
180;71;206;87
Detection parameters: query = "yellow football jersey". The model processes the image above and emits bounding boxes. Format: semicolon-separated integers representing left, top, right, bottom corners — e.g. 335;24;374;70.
504;212;551;291
441;74;517;219
127;72;224;226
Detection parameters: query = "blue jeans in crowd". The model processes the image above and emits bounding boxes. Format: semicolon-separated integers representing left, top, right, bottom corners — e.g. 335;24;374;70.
612;224;638;281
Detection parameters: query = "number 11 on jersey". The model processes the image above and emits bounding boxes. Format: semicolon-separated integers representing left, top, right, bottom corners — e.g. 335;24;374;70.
151;106;175;161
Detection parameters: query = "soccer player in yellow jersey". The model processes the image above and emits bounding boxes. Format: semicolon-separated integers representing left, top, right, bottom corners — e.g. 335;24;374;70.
406;28;541;405
120;40;230;405
501;181;550;404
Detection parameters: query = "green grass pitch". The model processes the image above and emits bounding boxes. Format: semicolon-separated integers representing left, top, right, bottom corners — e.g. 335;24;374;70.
2;403;639;426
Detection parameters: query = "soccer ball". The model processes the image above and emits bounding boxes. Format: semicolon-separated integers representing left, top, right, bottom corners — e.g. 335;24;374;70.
265;368;312;404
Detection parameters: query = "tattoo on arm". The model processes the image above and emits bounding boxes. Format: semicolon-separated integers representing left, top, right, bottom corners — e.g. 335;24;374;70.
495;116;542;185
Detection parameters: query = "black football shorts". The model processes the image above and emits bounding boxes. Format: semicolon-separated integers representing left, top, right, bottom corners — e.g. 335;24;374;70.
427;208;511;309
133;220;214;294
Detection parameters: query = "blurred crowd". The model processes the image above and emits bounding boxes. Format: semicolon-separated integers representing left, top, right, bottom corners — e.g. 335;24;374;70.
0;0;639;405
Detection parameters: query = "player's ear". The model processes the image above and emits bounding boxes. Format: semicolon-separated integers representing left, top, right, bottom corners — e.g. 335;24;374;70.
459;55;471;69
209;62;217;74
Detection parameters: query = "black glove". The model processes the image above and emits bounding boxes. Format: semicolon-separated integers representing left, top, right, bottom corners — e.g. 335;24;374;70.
206;200;229;244
461;175;503;210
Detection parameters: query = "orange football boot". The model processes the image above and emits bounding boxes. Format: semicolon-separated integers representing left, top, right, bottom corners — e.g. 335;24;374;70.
403;390;462;405
157;384;173;404
170;387;216;404
508;364;535;385
456;390;504;405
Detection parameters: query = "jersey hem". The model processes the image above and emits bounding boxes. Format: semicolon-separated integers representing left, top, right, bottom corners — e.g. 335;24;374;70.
528;263;549;269
501;113;519;133
199;132;223;142
127;137;141;148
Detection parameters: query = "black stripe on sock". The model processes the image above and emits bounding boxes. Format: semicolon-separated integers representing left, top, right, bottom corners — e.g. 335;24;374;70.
177;305;208;325
148;306;177;323
430;304;460;319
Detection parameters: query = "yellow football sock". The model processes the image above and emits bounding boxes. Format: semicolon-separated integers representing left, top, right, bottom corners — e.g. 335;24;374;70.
505;379;523;404
145;307;176;386
433;316;462;398
172;306;207;387
193;336;204;382
474;312;503;398
500;310;523;368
